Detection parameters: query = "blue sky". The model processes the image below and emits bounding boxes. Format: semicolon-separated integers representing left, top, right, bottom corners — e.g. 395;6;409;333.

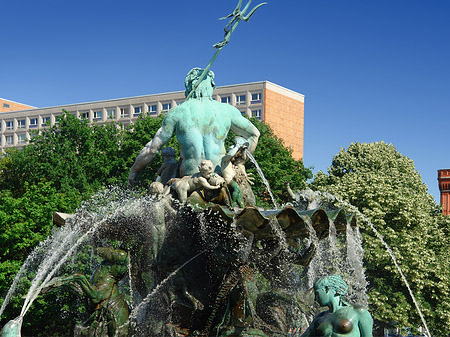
1;0;449;202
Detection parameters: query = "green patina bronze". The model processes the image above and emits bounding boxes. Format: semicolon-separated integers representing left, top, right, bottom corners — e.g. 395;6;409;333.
128;67;260;185
42;247;130;337
301;275;373;337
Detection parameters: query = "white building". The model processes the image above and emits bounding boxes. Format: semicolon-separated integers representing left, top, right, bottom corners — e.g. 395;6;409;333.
1;81;304;160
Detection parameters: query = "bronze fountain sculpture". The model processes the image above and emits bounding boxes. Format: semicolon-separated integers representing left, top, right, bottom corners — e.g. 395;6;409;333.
0;2;373;336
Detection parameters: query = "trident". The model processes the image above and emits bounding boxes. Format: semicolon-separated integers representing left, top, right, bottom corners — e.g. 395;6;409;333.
186;0;267;100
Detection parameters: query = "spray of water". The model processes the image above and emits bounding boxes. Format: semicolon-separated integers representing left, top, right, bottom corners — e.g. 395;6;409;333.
0;240;47;317
1;187;148;328
312;191;431;337
246;150;278;209
129;250;206;324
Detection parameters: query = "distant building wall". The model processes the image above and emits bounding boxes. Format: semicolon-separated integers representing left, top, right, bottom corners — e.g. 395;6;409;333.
438;169;450;216
1;81;305;161
263;84;304;160
0;98;34;113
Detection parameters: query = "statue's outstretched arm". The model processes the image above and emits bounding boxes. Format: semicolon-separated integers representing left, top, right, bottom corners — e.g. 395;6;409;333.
43;274;103;303
230;111;260;154
128;116;175;185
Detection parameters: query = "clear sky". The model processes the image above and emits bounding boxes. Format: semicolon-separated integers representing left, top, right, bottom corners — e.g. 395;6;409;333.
1;0;449;202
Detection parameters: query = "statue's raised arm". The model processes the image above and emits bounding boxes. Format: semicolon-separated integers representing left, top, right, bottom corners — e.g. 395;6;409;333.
128;114;176;185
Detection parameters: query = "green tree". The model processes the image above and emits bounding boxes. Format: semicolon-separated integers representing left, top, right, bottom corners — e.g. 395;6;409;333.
311;142;450;335
0;112;127;200
119;113;180;185
243;118;312;207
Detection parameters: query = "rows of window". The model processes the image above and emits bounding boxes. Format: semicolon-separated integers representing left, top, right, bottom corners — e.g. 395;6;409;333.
219;92;262;106
1;91;264;135
76;102;174;122
0;134;28;146
2;117;47;131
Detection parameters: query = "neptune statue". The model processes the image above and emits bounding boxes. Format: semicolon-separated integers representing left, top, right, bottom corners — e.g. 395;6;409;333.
128;67;260;185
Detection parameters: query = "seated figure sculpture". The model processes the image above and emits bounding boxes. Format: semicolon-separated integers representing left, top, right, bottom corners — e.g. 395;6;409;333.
169;159;225;203
221;136;253;207
128;67;260;187
301;275;373;337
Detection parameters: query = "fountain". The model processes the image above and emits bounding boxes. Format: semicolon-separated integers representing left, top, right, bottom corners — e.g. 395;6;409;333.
0;2;376;336
0;67;372;335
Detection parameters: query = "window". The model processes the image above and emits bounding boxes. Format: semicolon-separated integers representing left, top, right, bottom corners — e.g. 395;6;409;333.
81;112;89;119
17;134;26;144
133;106;142;116
120;108;129;118
251;109;262;120
236;95;246;105
42;116;51;126
162;103;171;112
175;101;184;106
53;115;61;124
107;109;116;119
29;118;38;128
5;121;14;130
93;111;103;120
221;96;231;104
148;104;157;115
240;110;247;116
3;103;10;109
251;93;262;104
5;135;13;145
17;119;26;128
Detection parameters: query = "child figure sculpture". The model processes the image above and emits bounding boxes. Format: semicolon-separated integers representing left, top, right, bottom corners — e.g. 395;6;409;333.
169;159;224;203
301;275;373;337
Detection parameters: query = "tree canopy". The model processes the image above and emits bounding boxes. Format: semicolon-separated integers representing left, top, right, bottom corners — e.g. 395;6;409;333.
311;141;450;336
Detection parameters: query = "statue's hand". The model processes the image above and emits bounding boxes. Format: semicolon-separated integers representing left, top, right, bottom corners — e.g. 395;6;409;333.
246;172;255;185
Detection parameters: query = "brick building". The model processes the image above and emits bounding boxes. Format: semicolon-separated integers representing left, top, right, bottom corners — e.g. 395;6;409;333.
438;169;450;215
0;81;304;160
0;98;34;113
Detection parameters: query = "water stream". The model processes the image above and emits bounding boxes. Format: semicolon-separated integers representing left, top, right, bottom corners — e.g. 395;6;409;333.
246;150;278;209
0;188;147;330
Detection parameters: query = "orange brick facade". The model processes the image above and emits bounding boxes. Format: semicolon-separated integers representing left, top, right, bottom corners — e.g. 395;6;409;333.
263;88;304;160
0;98;34;113
438;169;450;216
